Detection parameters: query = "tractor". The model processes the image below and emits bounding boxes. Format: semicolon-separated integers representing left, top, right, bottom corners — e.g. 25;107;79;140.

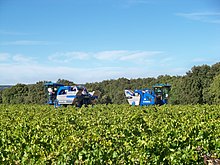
44;82;100;107
124;84;171;106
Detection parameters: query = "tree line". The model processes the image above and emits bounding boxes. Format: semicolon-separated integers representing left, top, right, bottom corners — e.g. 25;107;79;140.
0;62;220;105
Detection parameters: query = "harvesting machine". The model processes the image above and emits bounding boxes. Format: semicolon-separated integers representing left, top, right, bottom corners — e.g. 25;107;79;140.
124;84;171;106
44;82;100;107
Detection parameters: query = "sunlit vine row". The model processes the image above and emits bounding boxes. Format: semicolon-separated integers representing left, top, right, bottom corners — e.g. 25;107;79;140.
0;104;219;164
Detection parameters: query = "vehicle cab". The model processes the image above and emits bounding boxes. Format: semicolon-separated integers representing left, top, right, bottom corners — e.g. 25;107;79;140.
152;84;171;105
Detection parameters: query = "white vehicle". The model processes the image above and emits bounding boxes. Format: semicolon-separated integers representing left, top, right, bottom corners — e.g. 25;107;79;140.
45;82;100;107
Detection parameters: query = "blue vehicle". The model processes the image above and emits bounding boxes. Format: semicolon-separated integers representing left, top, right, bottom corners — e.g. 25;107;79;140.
124;84;171;106
44;82;100;107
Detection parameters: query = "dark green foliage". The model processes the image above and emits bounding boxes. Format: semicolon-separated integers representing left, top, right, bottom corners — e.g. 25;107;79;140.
169;77;183;104
56;79;75;86
25;81;47;104
209;74;220;104
1;82;47;104
0;90;2;104
2;84;29;104
169;63;220;105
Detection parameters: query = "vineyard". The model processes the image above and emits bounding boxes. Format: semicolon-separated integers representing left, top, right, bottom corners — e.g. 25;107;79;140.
0;104;220;164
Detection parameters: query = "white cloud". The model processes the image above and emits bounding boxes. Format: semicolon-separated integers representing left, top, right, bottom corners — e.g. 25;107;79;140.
49;50;164;64
94;50;128;60
0;62;185;85
94;50;162;61
0;50;182;84
119;51;162;61
0;64;131;84
176;12;220;24
0;52;37;64
12;54;36;63
0;53;10;61
48;51;90;63
0;40;57;46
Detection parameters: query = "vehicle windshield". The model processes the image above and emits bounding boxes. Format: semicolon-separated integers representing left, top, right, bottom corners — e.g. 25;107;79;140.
154;87;162;94
163;87;170;95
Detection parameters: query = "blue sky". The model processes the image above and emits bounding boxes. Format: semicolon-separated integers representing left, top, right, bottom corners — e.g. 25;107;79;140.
0;0;220;84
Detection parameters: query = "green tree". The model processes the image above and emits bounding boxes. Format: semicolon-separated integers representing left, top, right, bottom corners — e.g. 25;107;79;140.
26;81;47;104
169;76;183;104
2;84;28;104
56;79;75;86
209;74;220;104
187;65;211;104
0;90;2;104
210;62;220;77
98;94;112;104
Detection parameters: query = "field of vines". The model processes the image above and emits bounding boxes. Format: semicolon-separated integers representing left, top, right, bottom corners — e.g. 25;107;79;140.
0;104;220;164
